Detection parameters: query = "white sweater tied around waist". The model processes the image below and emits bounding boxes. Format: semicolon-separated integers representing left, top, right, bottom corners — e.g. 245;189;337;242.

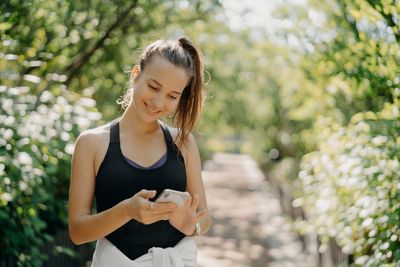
90;236;197;267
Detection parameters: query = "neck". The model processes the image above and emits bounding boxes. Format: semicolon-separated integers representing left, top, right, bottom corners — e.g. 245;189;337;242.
119;103;160;136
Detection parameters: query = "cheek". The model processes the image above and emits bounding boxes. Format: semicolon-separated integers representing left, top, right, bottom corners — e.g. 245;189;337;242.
132;83;147;99
168;101;180;112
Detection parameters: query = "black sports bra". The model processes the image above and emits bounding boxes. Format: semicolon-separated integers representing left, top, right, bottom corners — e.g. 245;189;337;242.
94;119;186;260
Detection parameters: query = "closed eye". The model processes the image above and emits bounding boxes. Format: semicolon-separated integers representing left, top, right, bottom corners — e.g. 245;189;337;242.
149;83;178;100
149;84;159;91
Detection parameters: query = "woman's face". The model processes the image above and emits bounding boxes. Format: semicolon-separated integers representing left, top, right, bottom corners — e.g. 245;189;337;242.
131;56;189;123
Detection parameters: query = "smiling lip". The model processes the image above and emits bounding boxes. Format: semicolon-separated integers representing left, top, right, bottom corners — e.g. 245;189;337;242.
144;102;160;114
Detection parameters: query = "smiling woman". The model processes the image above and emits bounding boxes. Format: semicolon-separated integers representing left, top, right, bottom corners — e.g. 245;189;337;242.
130;55;189;123
68;37;211;267
117;38;205;148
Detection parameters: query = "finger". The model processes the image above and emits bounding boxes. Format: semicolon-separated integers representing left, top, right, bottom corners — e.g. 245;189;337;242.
148;211;174;222
149;201;178;212
146;201;177;216
137;189;157;199
184;192;192;208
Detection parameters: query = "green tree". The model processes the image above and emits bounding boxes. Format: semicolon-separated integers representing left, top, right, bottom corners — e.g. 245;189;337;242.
0;1;222;265
271;0;400;265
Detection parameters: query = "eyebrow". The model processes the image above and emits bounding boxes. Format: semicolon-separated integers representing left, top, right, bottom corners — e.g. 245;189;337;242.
150;78;182;95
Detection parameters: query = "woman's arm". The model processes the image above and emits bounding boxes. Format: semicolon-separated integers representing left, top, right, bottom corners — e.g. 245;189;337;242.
184;133;212;235
68;131;131;244
68;130;177;244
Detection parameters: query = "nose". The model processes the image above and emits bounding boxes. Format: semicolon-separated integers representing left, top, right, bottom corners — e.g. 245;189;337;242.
151;95;164;110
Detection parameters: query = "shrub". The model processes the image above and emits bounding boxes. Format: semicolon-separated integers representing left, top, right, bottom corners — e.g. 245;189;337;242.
295;104;400;266
0;85;101;266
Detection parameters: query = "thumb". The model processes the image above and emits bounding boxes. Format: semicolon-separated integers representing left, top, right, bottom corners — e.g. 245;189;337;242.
137;189;157;199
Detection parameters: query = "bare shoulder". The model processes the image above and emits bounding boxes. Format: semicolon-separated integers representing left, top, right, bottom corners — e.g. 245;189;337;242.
75;123;109;150
165;125;197;159
74;123;111;168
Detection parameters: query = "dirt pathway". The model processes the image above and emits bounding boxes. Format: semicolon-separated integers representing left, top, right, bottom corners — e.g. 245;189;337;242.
196;153;315;267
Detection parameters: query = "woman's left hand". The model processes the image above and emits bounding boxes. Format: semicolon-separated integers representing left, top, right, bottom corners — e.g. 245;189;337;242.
168;193;207;236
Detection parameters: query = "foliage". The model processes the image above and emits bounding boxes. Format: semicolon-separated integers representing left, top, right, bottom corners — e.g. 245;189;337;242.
0;85;101;266
0;0;221;119
295;105;400;265
275;0;400;153
269;0;400;265
2;0;399;265
0;0;222;265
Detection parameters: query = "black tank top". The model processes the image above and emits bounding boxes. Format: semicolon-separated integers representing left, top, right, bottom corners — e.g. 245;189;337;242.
94;119;186;260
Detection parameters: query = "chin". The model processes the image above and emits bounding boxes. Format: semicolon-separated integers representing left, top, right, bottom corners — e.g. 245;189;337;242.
141;115;158;124
140;111;161;123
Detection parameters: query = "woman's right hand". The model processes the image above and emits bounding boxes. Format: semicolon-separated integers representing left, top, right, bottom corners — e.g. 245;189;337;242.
123;189;177;225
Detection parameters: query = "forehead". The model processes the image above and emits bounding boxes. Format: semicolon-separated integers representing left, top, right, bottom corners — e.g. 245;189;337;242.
142;56;189;92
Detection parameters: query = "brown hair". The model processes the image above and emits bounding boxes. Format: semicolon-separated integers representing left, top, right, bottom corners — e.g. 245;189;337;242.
117;37;205;147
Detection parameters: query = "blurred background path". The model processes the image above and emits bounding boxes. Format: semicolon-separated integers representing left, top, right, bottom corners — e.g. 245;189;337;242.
196;153;315;267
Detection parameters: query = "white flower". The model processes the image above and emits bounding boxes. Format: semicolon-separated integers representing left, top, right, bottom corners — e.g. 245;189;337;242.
3;116;15;126
37;104;48;115
55;95;68;106
23;74;41;84
361;218;373;228
3;129;13;140
87;111;101;121
49;110;61;121
316;198;332;212
77;97;96;108
1;192;13;202
39;91;54;103
379;242;389;250
0;164;5;176
19;181;28;191
351;166;363;176
17;152;32;165
75;116;90;129
1;98;13;111
371;136;387;146
377;215;388;224
46;128;57;139
65;143;74;155
60;132;70;141
355;255;369;265
63;122;73;131
3;177;10;185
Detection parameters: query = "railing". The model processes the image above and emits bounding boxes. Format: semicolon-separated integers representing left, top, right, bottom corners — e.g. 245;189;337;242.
265;170;354;267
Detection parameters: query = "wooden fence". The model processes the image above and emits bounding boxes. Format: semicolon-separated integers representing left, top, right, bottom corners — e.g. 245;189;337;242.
265;171;354;267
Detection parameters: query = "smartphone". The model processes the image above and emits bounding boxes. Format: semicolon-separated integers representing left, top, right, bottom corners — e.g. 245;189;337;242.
155;189;190;207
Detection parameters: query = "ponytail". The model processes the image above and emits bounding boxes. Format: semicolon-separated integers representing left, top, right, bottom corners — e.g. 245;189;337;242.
173;37;205;147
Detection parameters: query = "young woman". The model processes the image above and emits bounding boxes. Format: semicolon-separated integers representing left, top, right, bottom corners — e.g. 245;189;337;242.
68;37;211;267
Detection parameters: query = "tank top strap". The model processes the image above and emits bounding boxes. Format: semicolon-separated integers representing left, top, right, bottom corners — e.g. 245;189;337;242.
110;119;172;146
109;118;120;144
160;123;174;145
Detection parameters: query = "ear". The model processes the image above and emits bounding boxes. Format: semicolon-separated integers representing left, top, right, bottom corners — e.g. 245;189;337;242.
131;65;140;79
